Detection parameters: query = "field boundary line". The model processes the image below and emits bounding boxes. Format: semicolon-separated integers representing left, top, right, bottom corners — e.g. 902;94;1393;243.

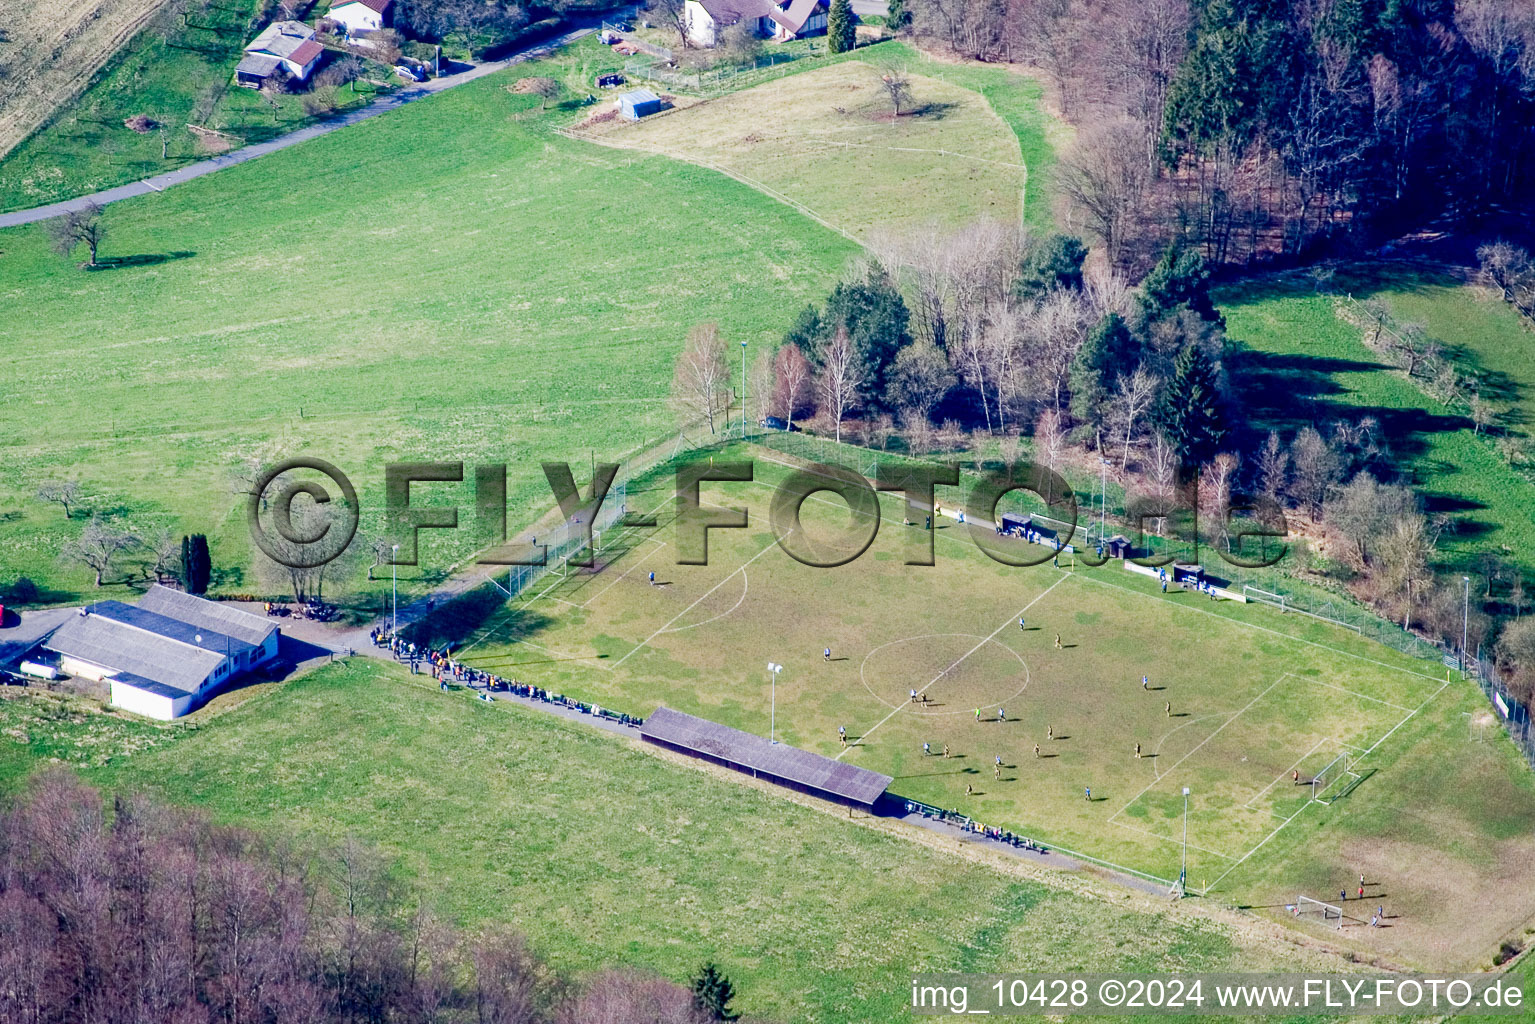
662;568;750;634
1205;800;1318;894
1206;679;1450;893
578;536;669;608
1244;737;1329;810
1303;676;1414;713
837;572;1068;760
1072;569;1446;683
1361;681;1450;757
1108;818;1235;860
1108;673;1291;825
611;532;784;669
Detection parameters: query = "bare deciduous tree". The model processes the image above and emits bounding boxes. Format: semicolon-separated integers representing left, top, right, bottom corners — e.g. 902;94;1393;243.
1061;120;1148;267
1105;366;1158;471
48;202;106;267
35;479;83;519
818;328;863;444
772;343;813;431
671;324;732;435
61;516;141;586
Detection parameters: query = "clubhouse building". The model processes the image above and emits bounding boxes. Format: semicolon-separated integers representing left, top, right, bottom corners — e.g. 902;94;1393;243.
39;586;280;720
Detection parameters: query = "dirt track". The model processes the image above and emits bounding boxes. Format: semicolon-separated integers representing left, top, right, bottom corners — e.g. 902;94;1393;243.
0;0;174;160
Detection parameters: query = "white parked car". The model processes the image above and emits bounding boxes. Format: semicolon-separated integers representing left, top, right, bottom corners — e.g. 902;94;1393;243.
394;64;423;81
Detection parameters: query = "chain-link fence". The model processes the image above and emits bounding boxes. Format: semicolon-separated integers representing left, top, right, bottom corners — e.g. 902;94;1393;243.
1465;654;1535;765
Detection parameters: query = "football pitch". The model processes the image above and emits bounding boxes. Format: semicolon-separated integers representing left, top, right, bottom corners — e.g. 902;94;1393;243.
433;451;1535;965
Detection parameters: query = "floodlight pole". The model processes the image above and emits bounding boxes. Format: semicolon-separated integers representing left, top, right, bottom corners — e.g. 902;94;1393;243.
392;544;400;636
1179;786;1190;895
767;662;782;743
1099;457;1109;544
741;340;748;440
1461;575;1470;672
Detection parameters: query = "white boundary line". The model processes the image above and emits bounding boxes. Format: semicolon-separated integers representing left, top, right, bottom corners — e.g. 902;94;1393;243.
1107;673;1292;826
662;568;749;633
836;572;1069;760
1071;569;1446;683
1203;679;1451;893
1108;818;1235;860
1303;676;1415;713
610;533;784;669
1244;737;1329;810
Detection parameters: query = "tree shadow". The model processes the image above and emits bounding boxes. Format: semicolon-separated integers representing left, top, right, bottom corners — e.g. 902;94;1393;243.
902;100;959;121
86;251;196;271
402;583;554;651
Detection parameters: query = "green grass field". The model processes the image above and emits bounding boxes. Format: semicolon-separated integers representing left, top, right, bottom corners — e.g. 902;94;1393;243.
0;0;397;213
589;60;1029;239
0;658;1363;1024
1220;269;1535;573
0;46;862;604
427;449;1535;969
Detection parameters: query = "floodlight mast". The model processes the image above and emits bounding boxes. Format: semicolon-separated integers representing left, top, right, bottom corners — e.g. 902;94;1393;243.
1179;786;1190;895
767;662;783;743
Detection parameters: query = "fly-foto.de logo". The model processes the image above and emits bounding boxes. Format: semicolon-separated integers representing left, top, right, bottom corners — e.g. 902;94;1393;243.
247;457;1290;572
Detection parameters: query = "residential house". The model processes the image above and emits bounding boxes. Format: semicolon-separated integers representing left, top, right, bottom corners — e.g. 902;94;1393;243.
236;20;324;87
684;0;829;47
326;0;393;35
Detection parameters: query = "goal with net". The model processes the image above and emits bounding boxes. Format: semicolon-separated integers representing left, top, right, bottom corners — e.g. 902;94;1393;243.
1242;585;1286;612
1311;751;1361;804
1293;895;1345;929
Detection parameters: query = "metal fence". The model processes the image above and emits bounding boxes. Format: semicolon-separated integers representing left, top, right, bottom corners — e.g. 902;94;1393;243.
1465;654;1535;764
622;46;817;96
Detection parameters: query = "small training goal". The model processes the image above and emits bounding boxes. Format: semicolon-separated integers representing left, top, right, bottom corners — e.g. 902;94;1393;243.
1293;894;1346;929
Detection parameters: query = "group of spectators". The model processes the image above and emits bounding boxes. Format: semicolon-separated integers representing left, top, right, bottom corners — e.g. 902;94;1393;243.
368;627;640;723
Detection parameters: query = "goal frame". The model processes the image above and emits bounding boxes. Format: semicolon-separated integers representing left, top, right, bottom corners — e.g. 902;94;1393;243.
1242;585;1287;612
1295;895;1345;929
1311;751;1361;804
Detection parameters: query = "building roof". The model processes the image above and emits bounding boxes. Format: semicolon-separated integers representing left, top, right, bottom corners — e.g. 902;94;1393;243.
693;0;772;29
330;0;392;12
137;585;276;648
768;0;827;34
641;707;892;805
45;608;229;697
245;20;317;60
620;88;660;104
236;53;283;78
287;38;324;67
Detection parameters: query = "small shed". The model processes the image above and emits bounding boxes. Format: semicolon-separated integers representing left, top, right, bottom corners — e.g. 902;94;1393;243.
999;512;1032;537
618;88;662;120
1105;534;1133;559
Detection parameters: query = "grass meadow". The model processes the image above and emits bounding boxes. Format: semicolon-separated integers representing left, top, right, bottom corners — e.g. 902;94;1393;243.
418;450;1535;970
1220;269;1535;574
0;659;1357;1024
0;0;396;213
586;60;1030;240
0;44;864;603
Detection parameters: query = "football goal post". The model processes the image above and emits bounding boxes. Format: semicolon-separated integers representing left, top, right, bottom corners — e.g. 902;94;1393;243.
1311;751;1361;804
1294;895;1346;929
1242;585;1286;612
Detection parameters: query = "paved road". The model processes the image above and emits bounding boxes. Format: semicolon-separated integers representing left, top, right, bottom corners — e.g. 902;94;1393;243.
0;23;599;230
851;0;890;17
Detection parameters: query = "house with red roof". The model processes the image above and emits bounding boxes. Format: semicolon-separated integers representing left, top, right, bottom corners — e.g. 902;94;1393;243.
236;20;325;87
327;0;393;36
684;0;829;47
